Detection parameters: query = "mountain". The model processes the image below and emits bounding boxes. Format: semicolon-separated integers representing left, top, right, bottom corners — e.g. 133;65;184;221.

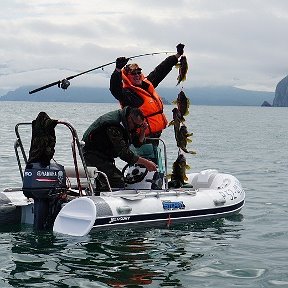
159;86;274;106
0;86;115;103
273;75;288;107
261;101;272;107
0;85;274;106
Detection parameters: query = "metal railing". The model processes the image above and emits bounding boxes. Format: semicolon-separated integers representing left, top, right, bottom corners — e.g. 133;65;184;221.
14;121;103;196
14;122;168;195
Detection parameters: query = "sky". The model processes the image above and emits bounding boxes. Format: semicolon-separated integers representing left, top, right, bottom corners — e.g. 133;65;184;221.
1;0;288;96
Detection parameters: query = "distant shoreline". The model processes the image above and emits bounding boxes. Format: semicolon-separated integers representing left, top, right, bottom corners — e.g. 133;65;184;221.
0;85;274;106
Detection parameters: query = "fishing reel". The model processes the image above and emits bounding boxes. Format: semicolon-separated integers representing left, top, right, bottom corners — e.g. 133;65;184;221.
122;163;148;184
58;79;70;90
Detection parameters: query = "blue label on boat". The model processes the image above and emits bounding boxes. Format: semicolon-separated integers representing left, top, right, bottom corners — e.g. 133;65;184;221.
162;201;185;210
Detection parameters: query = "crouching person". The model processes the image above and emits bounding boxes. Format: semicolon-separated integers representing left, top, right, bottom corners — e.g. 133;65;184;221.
82;107;157;191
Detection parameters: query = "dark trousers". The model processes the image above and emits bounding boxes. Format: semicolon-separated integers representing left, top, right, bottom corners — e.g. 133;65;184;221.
83;151;125;190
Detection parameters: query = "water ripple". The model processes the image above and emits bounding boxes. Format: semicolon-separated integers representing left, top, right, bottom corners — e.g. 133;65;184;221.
188;267;266;278
1;103;288;287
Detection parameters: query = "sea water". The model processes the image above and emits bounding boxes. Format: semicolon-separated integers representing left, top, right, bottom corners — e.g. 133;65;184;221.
0;101;287;287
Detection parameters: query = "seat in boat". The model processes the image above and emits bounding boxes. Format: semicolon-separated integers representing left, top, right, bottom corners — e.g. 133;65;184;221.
190;169;218;189
64;166;98;191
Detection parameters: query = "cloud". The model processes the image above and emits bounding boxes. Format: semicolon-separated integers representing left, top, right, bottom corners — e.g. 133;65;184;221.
0;0;288;96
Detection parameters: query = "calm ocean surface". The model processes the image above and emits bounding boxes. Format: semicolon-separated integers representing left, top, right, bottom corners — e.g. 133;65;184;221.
0;101;287;287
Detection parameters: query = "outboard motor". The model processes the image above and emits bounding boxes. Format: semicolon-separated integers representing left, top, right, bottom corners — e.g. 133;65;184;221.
22;162;67;230
22;111;66;230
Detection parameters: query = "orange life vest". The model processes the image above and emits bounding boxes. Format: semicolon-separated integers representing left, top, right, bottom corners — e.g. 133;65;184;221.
121;71;167;136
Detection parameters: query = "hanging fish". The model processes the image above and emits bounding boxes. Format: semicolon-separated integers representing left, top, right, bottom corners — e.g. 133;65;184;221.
172;90;190;118
176;125;196;155
168;107;183;127
175;56;188;86
168;153;190;188
168;107;183;148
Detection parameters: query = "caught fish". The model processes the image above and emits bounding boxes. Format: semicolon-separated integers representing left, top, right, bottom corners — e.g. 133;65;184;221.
172;90;190;118
175;56;188;86
168;108;183;147
168;107;183;127
177;125;196;155
169;153;190;188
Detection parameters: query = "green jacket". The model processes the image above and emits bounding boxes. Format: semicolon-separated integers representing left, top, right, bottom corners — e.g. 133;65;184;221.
82;107;139;164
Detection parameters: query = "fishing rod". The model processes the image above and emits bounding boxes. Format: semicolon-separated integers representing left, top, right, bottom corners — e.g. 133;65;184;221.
28;51;174;94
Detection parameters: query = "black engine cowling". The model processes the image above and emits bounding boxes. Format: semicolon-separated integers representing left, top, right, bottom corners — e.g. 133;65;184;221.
22;162;66;199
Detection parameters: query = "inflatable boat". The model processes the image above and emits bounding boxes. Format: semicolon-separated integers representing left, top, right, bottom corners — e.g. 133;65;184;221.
0;120;245;236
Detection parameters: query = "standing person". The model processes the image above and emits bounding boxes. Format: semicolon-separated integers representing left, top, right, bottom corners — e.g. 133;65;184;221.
110;43;185;138
82;107;157;191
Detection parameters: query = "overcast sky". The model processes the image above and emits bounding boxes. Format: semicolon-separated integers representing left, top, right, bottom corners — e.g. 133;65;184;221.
1;0;287;96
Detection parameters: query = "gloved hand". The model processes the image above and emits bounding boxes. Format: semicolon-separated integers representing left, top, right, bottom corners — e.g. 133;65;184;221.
176;43;185;56
116;57;129;69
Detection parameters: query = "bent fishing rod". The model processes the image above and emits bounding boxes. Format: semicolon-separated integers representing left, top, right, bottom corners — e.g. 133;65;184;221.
29;51;174;94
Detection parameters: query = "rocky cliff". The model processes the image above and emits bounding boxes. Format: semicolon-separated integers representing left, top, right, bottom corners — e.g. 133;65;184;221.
273;75;288;107
261;101;272;107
